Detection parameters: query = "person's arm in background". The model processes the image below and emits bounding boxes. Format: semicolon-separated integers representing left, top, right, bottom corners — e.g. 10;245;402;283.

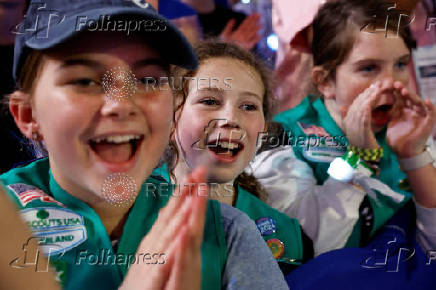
180;0;261;50
179;0;215;14
0;184;60;290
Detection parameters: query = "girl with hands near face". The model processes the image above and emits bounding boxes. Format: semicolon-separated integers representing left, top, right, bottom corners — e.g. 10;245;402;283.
269;0;436;252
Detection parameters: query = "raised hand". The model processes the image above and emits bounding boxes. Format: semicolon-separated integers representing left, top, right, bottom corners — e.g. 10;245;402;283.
220;14;262;50
341;81;382;149
387;82;436;158
120;167;208;290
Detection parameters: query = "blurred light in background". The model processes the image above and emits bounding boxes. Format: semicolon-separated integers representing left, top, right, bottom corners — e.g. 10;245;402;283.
241;0;251;4
267;33;278;51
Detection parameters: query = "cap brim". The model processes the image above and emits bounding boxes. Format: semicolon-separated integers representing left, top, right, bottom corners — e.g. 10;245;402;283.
24;6;197;69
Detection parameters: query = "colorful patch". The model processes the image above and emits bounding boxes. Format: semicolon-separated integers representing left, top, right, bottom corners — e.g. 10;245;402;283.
398;178;411;192
7;183;65;207
20;207;87;255
266;238;285;259
256;217;276;236
298;122;330;137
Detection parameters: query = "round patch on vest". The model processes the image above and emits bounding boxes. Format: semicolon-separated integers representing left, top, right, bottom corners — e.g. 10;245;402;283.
266;238;285;259
256;217;276;236
398;178;411;192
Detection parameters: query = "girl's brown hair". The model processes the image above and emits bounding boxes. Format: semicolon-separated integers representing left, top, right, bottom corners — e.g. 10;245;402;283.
312;0;416;82
164;40;272;202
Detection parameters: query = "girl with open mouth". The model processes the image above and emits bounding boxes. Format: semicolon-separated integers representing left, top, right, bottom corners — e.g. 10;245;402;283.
156;40;317;275
0;1;289;289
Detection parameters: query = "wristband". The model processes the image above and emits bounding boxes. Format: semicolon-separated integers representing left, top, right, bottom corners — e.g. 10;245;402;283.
348;145;383;162
327;150;374;182
398;147;435;171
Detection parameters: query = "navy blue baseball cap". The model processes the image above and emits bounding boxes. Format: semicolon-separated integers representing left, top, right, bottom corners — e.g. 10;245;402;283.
13;0;198;81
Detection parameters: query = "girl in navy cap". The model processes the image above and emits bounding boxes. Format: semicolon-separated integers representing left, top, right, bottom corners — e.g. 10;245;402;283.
0;0;288;289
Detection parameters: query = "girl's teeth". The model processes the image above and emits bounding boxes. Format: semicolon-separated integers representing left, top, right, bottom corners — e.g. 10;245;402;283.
93;135;141;144
218;141;239;150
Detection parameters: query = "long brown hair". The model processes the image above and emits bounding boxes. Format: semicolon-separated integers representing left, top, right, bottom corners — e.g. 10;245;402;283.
165;40;272;202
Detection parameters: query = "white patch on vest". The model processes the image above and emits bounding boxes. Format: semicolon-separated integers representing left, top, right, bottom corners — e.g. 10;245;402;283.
7;183;65;207
20;207;87;256
34;228;87;256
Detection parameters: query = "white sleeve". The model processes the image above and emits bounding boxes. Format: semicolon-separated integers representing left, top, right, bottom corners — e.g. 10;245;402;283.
246;146;366;255
414;138;436;251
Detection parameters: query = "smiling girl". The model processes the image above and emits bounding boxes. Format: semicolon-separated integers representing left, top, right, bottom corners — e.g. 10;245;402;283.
154;41;314;274
0;1;288;289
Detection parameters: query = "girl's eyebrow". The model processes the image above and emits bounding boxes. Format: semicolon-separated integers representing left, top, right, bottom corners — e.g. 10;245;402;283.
57;58;169;72
58;58;105;71
240;91;262;101
398;53;411;61
133;58;169;71
353;53;411;66
198;87;224;92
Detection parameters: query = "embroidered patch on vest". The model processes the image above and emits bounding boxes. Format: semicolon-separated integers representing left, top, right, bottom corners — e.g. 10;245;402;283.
20;207;87;256
256;217;276;236
7;183;65;207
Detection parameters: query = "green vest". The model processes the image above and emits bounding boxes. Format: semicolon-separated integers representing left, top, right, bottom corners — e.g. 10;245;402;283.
0;158;226;290
274;96;412;246
235;186;303;265
153;164;304;265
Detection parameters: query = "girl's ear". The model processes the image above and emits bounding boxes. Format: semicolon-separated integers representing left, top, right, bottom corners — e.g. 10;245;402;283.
312;66;336;99
9;91;38;139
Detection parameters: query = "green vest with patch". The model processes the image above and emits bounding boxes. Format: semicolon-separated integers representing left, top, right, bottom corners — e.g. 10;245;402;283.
0;158;226;290
153;164;305;266
273;96;412;246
